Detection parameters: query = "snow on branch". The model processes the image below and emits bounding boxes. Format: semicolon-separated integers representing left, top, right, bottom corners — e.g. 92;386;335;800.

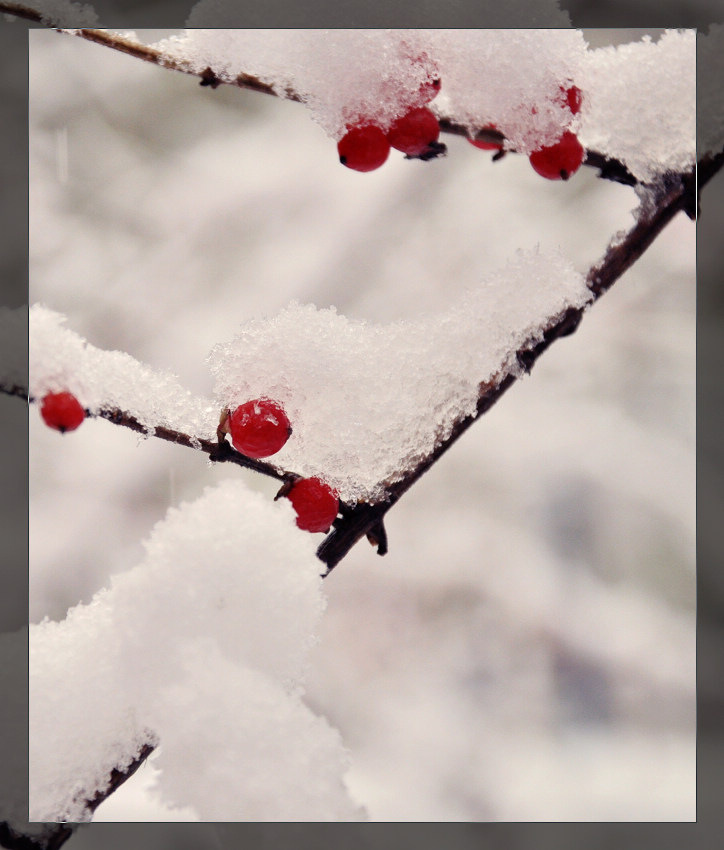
3;10;703;185
318;164;701;572
20;246;592;507
29;479;364;822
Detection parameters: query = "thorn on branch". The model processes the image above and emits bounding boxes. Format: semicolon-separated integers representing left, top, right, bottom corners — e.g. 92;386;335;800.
208;434;234;463
516;349;535;375
273;478;297;500
584;151;638;187
556;306;583;337
199;67;221;88
366;519;388;556
405;140;447;161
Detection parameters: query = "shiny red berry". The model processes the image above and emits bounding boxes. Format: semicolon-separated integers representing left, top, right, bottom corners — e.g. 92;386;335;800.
40;391;85;433
529;131;585;180
228;398;291;459
286;477;339;533
386;107;440;156
338;125;390;172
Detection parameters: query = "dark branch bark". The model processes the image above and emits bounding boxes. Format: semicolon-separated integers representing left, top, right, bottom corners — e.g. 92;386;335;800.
85;742;157;815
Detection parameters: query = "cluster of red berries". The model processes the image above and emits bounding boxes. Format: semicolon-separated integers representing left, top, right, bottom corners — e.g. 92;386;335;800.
38;389;338;534
337;77;443;173
224;397;339;534
468;84;586;181
40;391;86;433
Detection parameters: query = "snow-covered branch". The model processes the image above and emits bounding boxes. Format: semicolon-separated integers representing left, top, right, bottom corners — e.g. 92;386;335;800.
10;154;708;581
11;20;703;836
4;7;702;188
318;161;702;571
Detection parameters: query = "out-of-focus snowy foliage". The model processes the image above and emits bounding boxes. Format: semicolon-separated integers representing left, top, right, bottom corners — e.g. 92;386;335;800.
29;28;695;822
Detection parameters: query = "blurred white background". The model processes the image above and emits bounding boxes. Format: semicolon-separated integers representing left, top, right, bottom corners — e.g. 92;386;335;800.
29;29;695;821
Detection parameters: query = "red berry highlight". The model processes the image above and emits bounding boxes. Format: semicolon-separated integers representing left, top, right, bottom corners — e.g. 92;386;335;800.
529;131;585;181
228;398;291;459
40;391;85;433
338;125;390;172
286;477;339;533
386;107;440;156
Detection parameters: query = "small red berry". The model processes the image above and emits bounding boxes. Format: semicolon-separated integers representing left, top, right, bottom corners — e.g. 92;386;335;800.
40;391;85;433
228;398;291;459
338;124;390;172
286;477;339;533
529;131;585;181
386;107;440;156
468;124;503;151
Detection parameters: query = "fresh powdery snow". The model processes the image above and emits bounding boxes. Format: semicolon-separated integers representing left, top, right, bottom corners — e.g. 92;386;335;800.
30;480;365;822
150;29;695;179
30;249;590;504
210;248;590;502
29;304;220;443
577;30;696;182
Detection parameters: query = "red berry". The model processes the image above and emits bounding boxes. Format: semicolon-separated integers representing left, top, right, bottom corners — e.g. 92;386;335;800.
529;131;585;180
40;391;85;433
561;84;583;115
338;125;390;172
228;398;291;459
468;124;503;151
386;107;440;156
286;477;339;533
